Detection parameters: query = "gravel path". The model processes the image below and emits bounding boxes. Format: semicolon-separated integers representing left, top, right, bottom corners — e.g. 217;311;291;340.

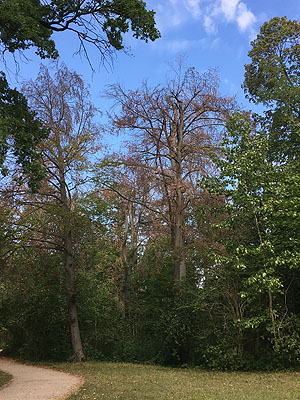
0;358;83;400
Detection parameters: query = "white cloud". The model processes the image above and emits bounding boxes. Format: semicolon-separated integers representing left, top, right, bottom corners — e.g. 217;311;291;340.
156;2;183;29
204;15;217;34
153;1;187;32
236;2;256;32
220;0;239;21
184;0;202;19
211;0;256;35
152;0;256;38
154;37;220;53
167;39;195;52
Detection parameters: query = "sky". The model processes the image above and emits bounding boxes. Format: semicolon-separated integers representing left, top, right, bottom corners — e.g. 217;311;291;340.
3;0;300;149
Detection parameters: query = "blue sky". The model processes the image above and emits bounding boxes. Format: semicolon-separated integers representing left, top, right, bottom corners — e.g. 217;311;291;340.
3;0;300;149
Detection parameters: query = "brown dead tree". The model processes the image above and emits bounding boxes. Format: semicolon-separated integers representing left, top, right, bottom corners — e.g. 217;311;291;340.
107;65;235;281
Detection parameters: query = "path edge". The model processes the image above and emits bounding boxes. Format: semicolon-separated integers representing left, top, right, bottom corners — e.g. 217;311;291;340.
0;357;85;400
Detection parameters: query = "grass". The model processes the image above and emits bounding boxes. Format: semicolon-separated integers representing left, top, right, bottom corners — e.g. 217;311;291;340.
46;361;300;400
0;369;12;388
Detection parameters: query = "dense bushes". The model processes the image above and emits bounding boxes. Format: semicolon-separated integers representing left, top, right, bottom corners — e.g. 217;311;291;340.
2;231;300;370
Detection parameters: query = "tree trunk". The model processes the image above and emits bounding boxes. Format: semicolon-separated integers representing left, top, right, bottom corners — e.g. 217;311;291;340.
173;188;186;281
57;150;85;361
64;232;85;361
172;100;186;281
121;201;138;319
121;202;130;318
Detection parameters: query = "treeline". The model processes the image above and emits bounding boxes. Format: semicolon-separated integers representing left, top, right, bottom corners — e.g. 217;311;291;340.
0;16;299;370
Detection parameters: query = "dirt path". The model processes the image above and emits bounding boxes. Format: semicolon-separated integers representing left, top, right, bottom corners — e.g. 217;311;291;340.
0;358;83;400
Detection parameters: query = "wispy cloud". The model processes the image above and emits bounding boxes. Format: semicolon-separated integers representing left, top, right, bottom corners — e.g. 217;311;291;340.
167;39;195;52
219;0;240;21
204;15;217;34
214;0;257;34
152;0;257;37
153;37;220;53
236;2;256;32
154;0;189;31
184;0;202;18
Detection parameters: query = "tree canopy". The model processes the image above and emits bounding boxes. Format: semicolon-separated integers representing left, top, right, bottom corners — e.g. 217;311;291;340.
244;16;300;106
0;0;160;60
0;72;47;190
244;16;300;161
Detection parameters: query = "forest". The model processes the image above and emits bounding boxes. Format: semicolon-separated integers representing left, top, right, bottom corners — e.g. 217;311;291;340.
0;1;299;371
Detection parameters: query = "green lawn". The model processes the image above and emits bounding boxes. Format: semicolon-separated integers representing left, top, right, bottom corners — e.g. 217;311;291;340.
47;362;300;400
0;369;12;388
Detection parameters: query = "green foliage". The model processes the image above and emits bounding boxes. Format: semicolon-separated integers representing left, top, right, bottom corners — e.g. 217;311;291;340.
0;0;160;186
0;249;72;360
115;240;176;364
97;0;161;50
242;18;300;343
0;0;57;58
76;268;123;360
244;16;300;161
202;344;247;371
244;16;300;106
0;72;47;190
202;108;300;368
0;0;160;58
2;15;300;372
0;193;123;361
0;370;12;388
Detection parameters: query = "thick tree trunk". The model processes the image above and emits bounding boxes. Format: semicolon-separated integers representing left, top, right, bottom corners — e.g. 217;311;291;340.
171;101;186;281
121;202;130;318
57;153;85;361
173;189;186;281
121;201;138;319
64;232;85;362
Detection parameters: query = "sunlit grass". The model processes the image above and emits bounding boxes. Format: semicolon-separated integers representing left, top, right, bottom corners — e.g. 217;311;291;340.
47;361;300;400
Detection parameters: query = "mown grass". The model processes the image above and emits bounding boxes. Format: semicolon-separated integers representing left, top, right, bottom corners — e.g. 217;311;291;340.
0;369;12;388
47;361;300;400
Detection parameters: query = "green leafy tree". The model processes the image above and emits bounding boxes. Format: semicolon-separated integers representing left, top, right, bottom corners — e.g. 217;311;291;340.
199;18;300;365
0;246;71;360
244;16;300;161
243;18;300;363
0;73;47;190
243;16;300;291
203;110;300;366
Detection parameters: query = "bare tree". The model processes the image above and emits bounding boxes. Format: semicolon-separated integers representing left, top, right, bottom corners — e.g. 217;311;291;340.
107;65;235;281
21;64;101;361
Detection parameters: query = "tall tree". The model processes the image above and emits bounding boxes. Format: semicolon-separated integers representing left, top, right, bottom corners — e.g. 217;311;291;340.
244;16;300;161
243;16;300;279
21;64;101;361
107;66;235;280
201;18;300;360
203;113;287;355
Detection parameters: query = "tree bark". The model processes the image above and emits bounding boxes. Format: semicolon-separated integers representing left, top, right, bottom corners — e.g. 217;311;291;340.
58;150;85;361
121;201;138;317
172;101;186;281
64;232;85;361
